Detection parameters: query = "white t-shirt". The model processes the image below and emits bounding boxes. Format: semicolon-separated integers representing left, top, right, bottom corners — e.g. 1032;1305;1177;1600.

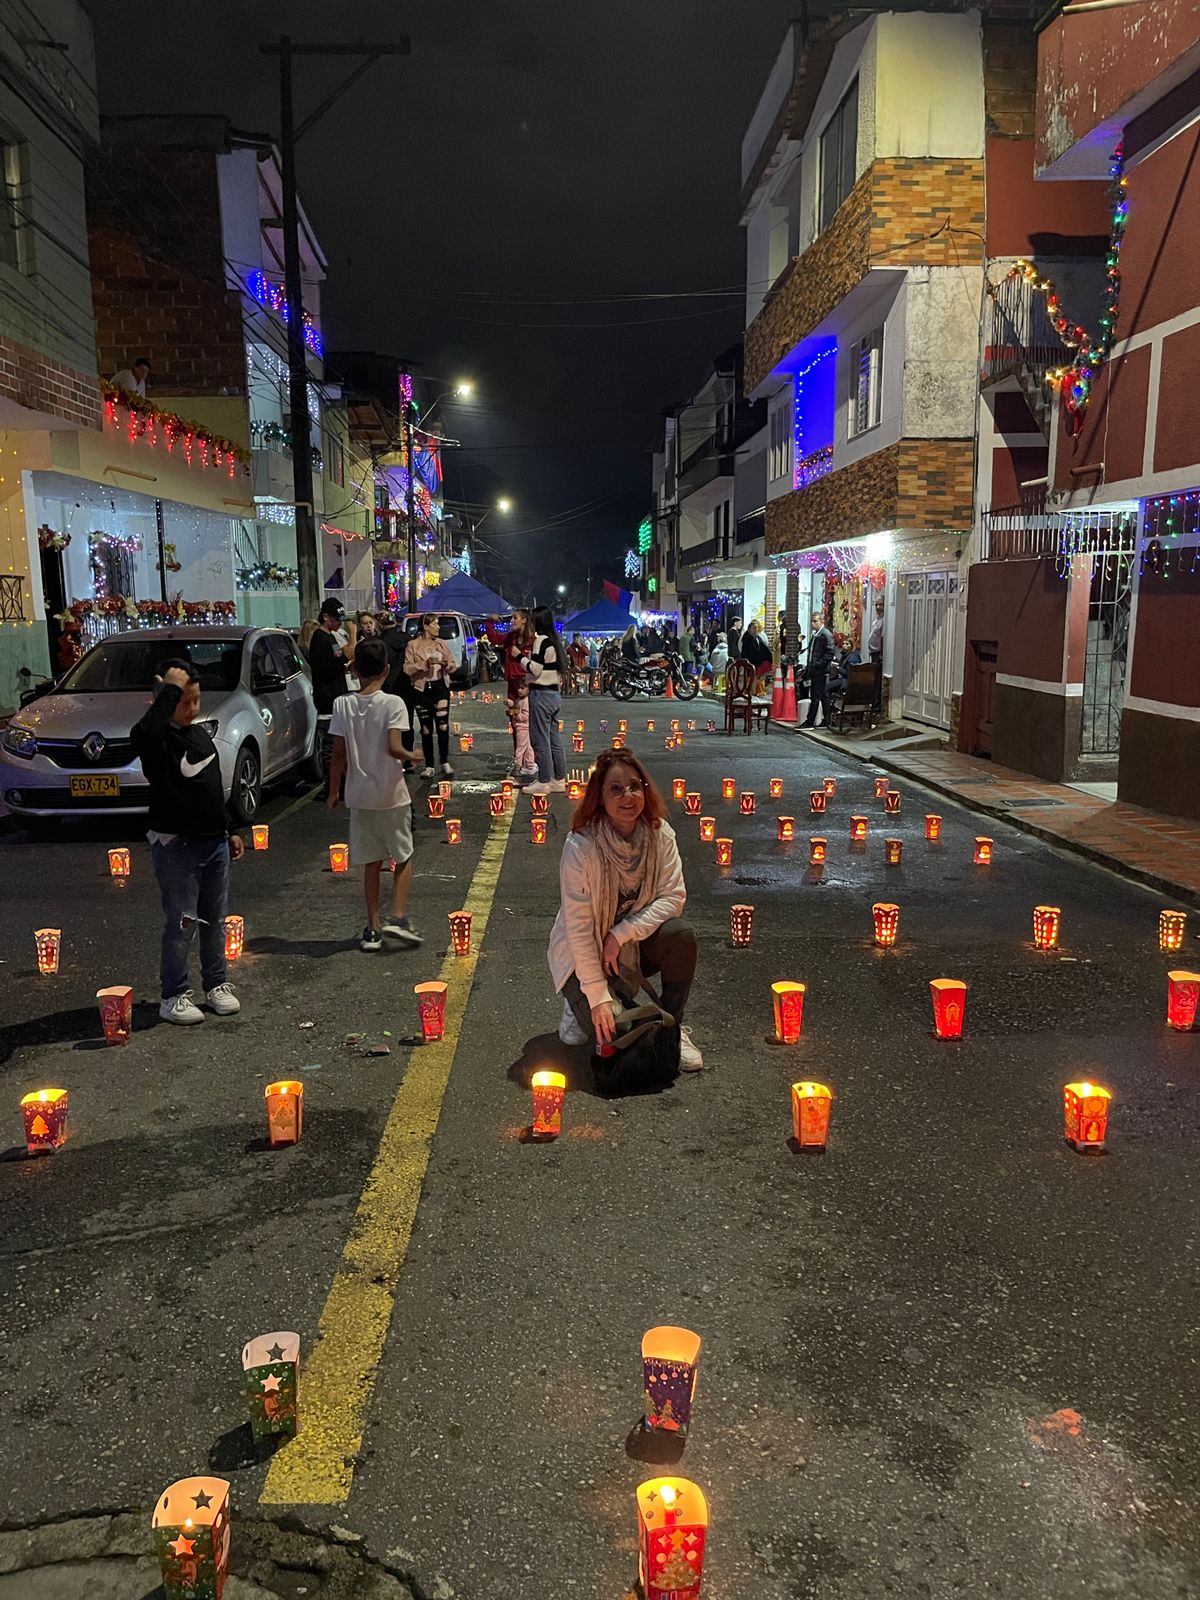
329;689;411;811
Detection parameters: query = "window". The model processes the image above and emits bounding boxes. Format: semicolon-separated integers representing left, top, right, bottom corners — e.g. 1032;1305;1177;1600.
819;80;859;233
323;430;345;487
267;633;306;679
769;400;791;482
715;397;734;444
848;327;883;437
710;498;732;559
0;141;32;275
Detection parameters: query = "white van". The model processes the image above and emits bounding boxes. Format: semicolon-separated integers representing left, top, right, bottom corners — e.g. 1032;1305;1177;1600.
401;611;480;686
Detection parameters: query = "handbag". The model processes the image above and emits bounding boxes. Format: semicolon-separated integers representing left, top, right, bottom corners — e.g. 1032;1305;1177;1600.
591;980;681;1095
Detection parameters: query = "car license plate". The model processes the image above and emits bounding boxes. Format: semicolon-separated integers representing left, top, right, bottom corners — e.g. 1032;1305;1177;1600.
70;774;119;797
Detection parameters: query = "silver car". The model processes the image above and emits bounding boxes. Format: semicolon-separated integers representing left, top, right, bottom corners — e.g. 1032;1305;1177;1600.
0;626;321;825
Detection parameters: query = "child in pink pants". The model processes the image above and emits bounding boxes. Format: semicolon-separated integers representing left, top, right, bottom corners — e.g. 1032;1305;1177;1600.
507;688;537;777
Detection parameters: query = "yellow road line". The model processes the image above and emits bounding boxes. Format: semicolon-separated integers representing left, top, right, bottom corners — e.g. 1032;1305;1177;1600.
261;807;514;1505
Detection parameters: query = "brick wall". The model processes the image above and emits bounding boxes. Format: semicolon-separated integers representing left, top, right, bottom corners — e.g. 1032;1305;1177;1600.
0;333;101;429
983;21;1038;139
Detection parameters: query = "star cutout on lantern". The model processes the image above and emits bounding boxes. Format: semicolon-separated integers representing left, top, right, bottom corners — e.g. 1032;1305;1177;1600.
191;1490;213;1509
169;1534;196;1556
266;1342;286;1361
261;1374;282;1393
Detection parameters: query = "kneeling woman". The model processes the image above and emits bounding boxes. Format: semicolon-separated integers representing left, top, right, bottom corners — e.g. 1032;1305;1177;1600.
547;749;701;1070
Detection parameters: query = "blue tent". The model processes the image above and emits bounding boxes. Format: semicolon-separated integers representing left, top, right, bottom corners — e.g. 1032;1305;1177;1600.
426;571;516;616
563;596;635;635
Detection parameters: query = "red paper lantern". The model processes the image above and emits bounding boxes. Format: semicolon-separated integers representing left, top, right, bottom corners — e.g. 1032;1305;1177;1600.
1063;1080;1111;1152
699;816;716;842
1032;905;1061;950
739;791;756;816
489;792;506;816
264;1080;303;1145
636;1478;708;1600
769;777;783;799
223;914;245;961
771;981;806;1044
730;904;754;946
448;911;472;955
930;978;967;1039
809;836;826;865
777;815;795;842
428;794;445;819
673;778;686;801
531;816;548;844
34;927;60;975
715;837;733;867
974;836;993;865
1159;910;1187;952
850;815;868;841
722;777;736;800
791;1081;831;1149
884;790;901;814
924;815;941;841
108;847;131;877
445;818;462;845
415;981;448;1041
22;1088;68;1155
329;843;349;873
531;793;549;816
617;719;628;734
1167;970;1200;1031
568;780;584;800
572;733;584;753
646;718;656;732
531;1070;566;1139
872;902;899;948
885;838;902;865
823;777;837;796
810;790;827;815
685;792;701;815
874;776;890;799
252;824;270;851
96;984;133;1046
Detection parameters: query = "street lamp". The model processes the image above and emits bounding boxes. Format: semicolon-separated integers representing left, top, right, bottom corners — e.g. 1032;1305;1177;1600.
497;496;513;514
453;380;475;399
557;584;566;595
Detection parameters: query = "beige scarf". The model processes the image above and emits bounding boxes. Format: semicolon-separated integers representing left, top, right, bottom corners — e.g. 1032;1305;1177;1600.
590;818;663;993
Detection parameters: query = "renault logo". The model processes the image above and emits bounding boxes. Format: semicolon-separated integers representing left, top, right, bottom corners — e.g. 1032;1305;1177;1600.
82;732;107;762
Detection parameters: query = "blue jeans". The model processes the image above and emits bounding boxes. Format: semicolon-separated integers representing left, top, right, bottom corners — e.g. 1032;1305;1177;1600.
527;688;566;781
151;835;230;999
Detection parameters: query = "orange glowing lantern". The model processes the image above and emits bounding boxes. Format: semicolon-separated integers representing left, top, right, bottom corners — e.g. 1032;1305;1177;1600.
242;1330;300;1442
850;814;868;841
722;777;735;799
568;779;584;800
706;719;715;732
612;734;626;750
646;718;656;732
489;792;506;816
557;718;564;732
715;837;733;867
252;824;269;851
663;736;675;751
96;985;133;1046
769;777;784;800
930;978;967;1040
1032;905;1061;950
531;816;548;845
673;777;686;801
771;981;806;1044
884;789;901;815
329;842;349;873
531;1069;566;1139
730;904;754;947
572;733;584;753
823;777;837;796
439;780;452;800
223;914;245;961
885;838;902;866
501;780;515;801
874;776;890;799
642;1326;702;1437
445;818;463;845
810;836;826;865
264;1080;303;1145
687;719;696;732
872;902;900;948
778;815;795;842
415;980;448;1041
1063;1080;1112;1152
670;718;680;732
810;790;827;815
636;1478;708;1600
576;719;585;734
34;927;60;975
459;734;473;754
428;794;445;819
531;792;549;816
685;792;701;815
618;719;628;734
1159;910;1187;952
1167;970;1200;1031
699;816;716;842
791;1081;832;1150
974;836;993;865
108;847;131;877
448;910;472;955
21;1088;68;1156
924;814;941;841
152;1477;231;1600
739;791;756;816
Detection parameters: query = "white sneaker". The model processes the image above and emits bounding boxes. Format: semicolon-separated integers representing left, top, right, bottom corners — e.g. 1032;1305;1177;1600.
519;767;539;779
420;766;436;779
678;1025;703;1072
440;762;455;776
547;779;567;793
524;780;550;794
160;991;204;1025
205;983;241;1016
559;998;589;1046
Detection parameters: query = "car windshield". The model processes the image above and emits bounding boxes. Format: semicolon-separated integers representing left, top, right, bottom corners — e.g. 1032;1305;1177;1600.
403;615;460;640
58;637;244;693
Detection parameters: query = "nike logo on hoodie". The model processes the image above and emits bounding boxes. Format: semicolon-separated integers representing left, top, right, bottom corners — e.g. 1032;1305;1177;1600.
180;752;217;779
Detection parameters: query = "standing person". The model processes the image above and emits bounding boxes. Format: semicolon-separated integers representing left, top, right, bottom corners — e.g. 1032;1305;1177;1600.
130;659;244;1025
306;599;356;785
504;607;538;780
297;618;318;660
804;611;836;729
682;623;699;676
740;618;773;692
727;616;742;663
868;596;885;711
327;636;423;952
708;631;728;683
521;603;567;794
620;623;640;665
548;748;701;1070
404;612;456;778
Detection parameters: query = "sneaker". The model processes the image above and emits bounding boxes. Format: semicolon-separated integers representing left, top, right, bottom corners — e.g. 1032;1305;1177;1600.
524;780;550;794
559;997;589;1046
382;916;423;948
547;778;567;793
160;991;204;1025
420;766;436;779
360;926;383;952
205;983;241;1016
678;1025;703;1072
519;766;540;780
440;762;455;776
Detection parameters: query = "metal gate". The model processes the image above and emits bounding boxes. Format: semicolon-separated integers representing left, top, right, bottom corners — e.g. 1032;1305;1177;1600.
1081;552;1131;757
900;569;958;728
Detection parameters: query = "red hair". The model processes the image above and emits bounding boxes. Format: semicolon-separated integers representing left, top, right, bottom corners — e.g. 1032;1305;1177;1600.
572;748;667;833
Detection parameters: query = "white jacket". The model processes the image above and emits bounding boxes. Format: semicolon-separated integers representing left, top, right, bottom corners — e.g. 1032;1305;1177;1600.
547;822;686;1010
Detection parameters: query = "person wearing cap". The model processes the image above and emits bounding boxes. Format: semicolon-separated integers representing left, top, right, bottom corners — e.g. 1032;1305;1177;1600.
308;599;356;784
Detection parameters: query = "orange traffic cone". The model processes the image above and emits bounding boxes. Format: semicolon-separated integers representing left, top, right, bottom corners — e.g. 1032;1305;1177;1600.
779;661;798;722
664;673;675;699
770;663;786;719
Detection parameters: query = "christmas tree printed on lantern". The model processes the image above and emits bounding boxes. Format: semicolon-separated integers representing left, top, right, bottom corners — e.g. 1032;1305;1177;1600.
655;1532;705;1592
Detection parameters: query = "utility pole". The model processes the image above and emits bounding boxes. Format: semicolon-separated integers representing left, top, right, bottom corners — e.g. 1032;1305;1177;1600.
261;36;410;622
399;370;419;611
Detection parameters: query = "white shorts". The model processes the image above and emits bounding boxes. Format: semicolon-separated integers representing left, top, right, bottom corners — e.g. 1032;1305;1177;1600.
349;803;414;867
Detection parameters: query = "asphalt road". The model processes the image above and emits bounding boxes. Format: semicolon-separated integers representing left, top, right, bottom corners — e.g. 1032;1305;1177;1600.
2;692;1199;1600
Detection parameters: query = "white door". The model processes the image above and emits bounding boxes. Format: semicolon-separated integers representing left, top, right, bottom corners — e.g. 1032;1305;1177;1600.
899;569;958;728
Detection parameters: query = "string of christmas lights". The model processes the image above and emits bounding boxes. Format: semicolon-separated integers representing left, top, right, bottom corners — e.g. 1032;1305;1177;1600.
103;388;249;476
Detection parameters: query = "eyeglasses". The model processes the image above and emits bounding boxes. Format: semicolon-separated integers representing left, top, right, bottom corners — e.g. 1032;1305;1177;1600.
604;780;646;799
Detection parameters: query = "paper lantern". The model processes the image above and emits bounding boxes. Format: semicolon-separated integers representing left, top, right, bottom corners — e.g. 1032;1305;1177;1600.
715;837;732;867
685;792;701;815
930;978;967;1040
557;718;564;731
618;719;628;734
599;719;609;733
243;1332;299;1441
531;1069;566;1139
501;779;515;801
670;718;680;733
612;735;626;750
572;733;584;753
439;780;453;800
720;777;736;800
590;671;602;693
428;794;445;819
884;790;901;814
445;818;462;845
34;927;60;975
663;737;675;751
809;836;826;865
21;1088;67;1156
687;719;696;732
531;817;548;844
1063;1081;1112;1152
459;735;472;753
531;792;549;816
448;911;472;956
636;1478;708;1600
673;778;686;801
97;985;133;1046
924;814;941;841
974;836;993;865
489;792;505;816
791;1081;832;1149
452;721;461;734
730;904;754;947
874;776;890;799
706;719;715;732
766;777;784;800
699;816;716;842
850;814;868;841
152;1476;230;1600
872;902;900;948
739;791;756;816
1159;910;1187;952
642;1326;701;1437
568;780;584;800
885;838;902;866
823;777;837;796
108;847;131;877
646;718;656;732
576;719;585;733
457;691;465;703
1032;905;1061;950
777;815;795;842
264;1080;303;1145
1167;970;1200;1031
810;790;827;815
329;842;349;873
771;981;806;1044
252;824;269;851
223;915;244;962
415;981;448;1042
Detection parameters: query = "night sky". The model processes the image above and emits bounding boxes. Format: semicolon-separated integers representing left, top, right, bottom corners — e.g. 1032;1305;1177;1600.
95;1;800;601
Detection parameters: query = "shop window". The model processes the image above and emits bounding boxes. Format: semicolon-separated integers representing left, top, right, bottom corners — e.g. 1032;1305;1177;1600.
819;80;859;233
848;327;883;438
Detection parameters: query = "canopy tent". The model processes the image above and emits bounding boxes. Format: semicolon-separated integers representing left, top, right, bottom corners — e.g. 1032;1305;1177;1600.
422;571;516;616
562;596;635;636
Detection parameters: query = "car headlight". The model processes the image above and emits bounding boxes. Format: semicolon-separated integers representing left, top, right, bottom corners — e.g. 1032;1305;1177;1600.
2;723;36;759
197;718;220;740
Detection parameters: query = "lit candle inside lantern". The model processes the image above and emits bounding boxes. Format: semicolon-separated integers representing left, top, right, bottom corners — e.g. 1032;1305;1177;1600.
1167;970;1200;1031
924;814;941;841
34;927;60;975
557;718;564;731
567;780;584;800
1159;910;1187;952
809;836;826;865
930;978;967;1039
771;981;806;1044
572;733;584;753
1063;1080;1112;1152
715;837;733;867
223;914;245;961
646;719;656;732
730;904;754;946
699;816;716;842
108;847;131;877
447;910;473;956
459;735;472;754
445;818;463;845
439;780;452;800
791;1081;832;1149
642;1326;702;1437
850;814;868;841
489;792;506;816
415;981;448;1041
722;777;736;800
687;719;696;731
531;1069;566;1139
706;719;715;732
264;1080;303;1145
872;902;900;948
739;791;756;815
531;792;549;816
618;719;627;734
885;838;902;865
501;780;515;801
96;985;133;1046
769;777;783;800
823;777;837;796
428;794;445;819
685;792;701;815
777;815;795;842
152;1477;231;1600
252;824;269;851
242;1331;300;1441
673;778;686;801
636;1477;708;1600
1032;905;1061;950
612;735;626;750
329;842;349;873
21;1088;68;1156
531;816;548;844
810;790;827;815
974;836;993;865
884;790;901;814
874;776;890;799
576;719;585;734
668;719;678;733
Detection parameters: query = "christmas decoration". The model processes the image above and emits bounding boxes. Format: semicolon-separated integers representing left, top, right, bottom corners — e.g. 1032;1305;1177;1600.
237;562;299;591
636;1478;708;1600
1159;911;1187;952
96;985;133;1046
152;1477;231;1600
242;1332;300;1441
930;979;967;1040
642;1326;702;1438
531;1070;566;1139
249;419;323;471
1063;1081;1111;1152
1167;971;1200;1032
872;903;900;948
415;981;448;1042
34;927;60;974
265;1081;302;1145
245;270;323;356
108;847;131;877
329;843;349;873
37;524;70;552
791;1081;832;1150
772;982;805;1044
21;1088;68;1156
103;386;248;475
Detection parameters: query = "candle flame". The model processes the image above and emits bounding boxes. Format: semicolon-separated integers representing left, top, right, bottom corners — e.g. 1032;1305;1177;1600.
660;1484;677;1506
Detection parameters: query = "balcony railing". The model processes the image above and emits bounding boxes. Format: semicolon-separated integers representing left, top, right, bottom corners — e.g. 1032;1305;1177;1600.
983;274;1071;394
980;497;1137;563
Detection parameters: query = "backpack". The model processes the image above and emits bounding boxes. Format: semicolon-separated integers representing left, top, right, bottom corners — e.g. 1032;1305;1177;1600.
591;984;680;1095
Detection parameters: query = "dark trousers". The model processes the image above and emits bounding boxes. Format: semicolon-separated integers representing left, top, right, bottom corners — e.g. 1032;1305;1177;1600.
870;649;883;711
415;681;450;767
151;835;229;1000
562;917;698;1038
804;668;830;727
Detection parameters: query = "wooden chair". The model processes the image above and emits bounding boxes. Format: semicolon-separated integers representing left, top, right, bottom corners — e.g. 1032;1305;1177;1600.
828;662;880;733
724;658;771;735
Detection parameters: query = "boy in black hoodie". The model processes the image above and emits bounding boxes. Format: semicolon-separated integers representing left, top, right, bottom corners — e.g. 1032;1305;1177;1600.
130;658;245;1025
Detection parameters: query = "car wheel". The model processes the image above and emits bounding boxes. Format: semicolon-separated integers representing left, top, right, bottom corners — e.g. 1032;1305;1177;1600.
228;742;262;826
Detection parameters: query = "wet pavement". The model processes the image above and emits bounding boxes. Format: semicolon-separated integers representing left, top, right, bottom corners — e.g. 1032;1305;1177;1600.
2;694;1199;1598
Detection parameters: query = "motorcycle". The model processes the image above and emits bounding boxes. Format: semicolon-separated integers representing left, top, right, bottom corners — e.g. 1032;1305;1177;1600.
609;648;699;701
